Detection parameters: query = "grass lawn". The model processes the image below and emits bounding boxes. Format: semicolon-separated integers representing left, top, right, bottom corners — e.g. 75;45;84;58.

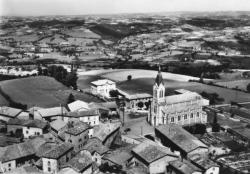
215;79;250;91
0;76;102;108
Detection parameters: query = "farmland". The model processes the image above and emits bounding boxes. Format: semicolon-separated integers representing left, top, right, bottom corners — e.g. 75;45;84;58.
78;69;250;104
0;76;102;108
215;80;250;91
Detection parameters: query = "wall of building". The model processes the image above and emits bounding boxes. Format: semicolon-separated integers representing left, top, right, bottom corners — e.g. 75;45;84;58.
80;116;99;126
149;155;177;174
65;131;89;152
42;158;58;174
23;127;43;138
91;83;116;98
187;148;209;159
0;160;16;172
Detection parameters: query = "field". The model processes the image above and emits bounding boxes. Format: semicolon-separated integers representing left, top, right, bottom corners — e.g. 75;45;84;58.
78;69;250;104
215;80;250;91
0;76;102;108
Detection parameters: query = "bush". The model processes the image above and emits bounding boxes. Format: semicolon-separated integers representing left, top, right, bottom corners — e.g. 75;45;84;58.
127;75;132;81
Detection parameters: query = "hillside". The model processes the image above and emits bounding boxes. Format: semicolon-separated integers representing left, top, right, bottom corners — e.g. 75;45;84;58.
0;76;102;108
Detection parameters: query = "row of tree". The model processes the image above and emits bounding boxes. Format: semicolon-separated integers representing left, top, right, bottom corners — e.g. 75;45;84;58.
38;65;78;89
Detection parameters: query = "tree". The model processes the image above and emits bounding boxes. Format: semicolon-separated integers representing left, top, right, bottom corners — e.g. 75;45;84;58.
127;75;132;81
109;90;119;98
247;83;250;92
65;71;78;89
67;93;75;104
37;66;42;75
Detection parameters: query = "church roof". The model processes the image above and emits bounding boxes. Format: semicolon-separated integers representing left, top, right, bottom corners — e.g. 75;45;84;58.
155;66;163;86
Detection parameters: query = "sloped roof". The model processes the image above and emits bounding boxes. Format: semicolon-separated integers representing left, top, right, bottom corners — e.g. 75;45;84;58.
82;138;109;155
169;159;202;174
0;106;22;118
161;92;202;106
156;124;208;153
50;119;67;131
66;109;99;118
189;153;219;170
37;107;68;118
62;153;92;173
65;121;91;136
67;100;89;112
7;118;47;129
42;143;73;159
132;140;177;164
91;79;115;86
93;122;121;142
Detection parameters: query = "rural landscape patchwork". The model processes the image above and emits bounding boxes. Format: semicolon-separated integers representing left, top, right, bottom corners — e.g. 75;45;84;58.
1;1;250;174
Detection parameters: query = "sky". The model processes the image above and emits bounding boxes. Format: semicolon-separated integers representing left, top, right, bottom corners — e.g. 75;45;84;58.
1;0;250;16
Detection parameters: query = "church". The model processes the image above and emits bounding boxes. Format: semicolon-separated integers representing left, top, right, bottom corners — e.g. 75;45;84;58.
148;68;209;127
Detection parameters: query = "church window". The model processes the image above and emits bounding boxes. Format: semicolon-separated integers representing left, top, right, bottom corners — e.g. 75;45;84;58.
184;114;187;120
197;112;200;117
190;113;194;118
178;116;181;121
171;117;174;123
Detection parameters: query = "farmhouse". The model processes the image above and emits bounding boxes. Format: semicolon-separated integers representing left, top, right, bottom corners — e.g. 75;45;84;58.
148;67;208;126
35;107;68;121
42;143;73;174
90;79;116;98
155;124;208;158
0;107;22;122
131;140;178;174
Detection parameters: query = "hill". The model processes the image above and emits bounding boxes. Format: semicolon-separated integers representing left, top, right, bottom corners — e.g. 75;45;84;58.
0;76;102;108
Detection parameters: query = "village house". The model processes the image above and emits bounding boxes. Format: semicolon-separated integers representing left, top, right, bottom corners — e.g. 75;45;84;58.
81;138;109;166
167;159;203;174
61;109;100;126
0;137;48;173
131;140;178;174
148;67;209;126
35;107;68;121
50;119;68;136
42;143;73;174
155;124;208;159
0;107;22;122
60;153;93;174
64;121;93;152
90;79;116;98
7;118;48;138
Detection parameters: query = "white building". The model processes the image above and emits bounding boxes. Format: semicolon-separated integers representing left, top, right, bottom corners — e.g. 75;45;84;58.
67;100;90;112
22;120;47;139
148;67;209;127
91;79;116;98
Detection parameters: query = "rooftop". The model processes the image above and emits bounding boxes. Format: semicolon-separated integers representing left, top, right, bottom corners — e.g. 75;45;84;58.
162;92;203;105
189;154;219;170
169;159;202;174
37;107;68;118
42;143;73;159
65;121;91;136
82;138;109;155
132;140;177;164
156;124;208;153
67;100;89;112
66;109;99;118
8;118;47;129
62;153;92;173
50;119;67;131
91;79;115;86
0;106;22;118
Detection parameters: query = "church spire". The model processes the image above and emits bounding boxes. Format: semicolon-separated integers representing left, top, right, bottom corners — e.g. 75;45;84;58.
155;64;163;86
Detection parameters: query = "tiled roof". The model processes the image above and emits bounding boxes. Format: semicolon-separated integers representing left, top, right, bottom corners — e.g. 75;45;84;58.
0;137;48;162
37;107;68;118
169;159;202;174
65;121;91;136
189;153;219;170
93;122;121;142
42;143;73;159
156;124;208;153
0;106;22;118
66;109;99;118
132;140;177;164
83;138;109;155
7;118;47;129
62;153;92;173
